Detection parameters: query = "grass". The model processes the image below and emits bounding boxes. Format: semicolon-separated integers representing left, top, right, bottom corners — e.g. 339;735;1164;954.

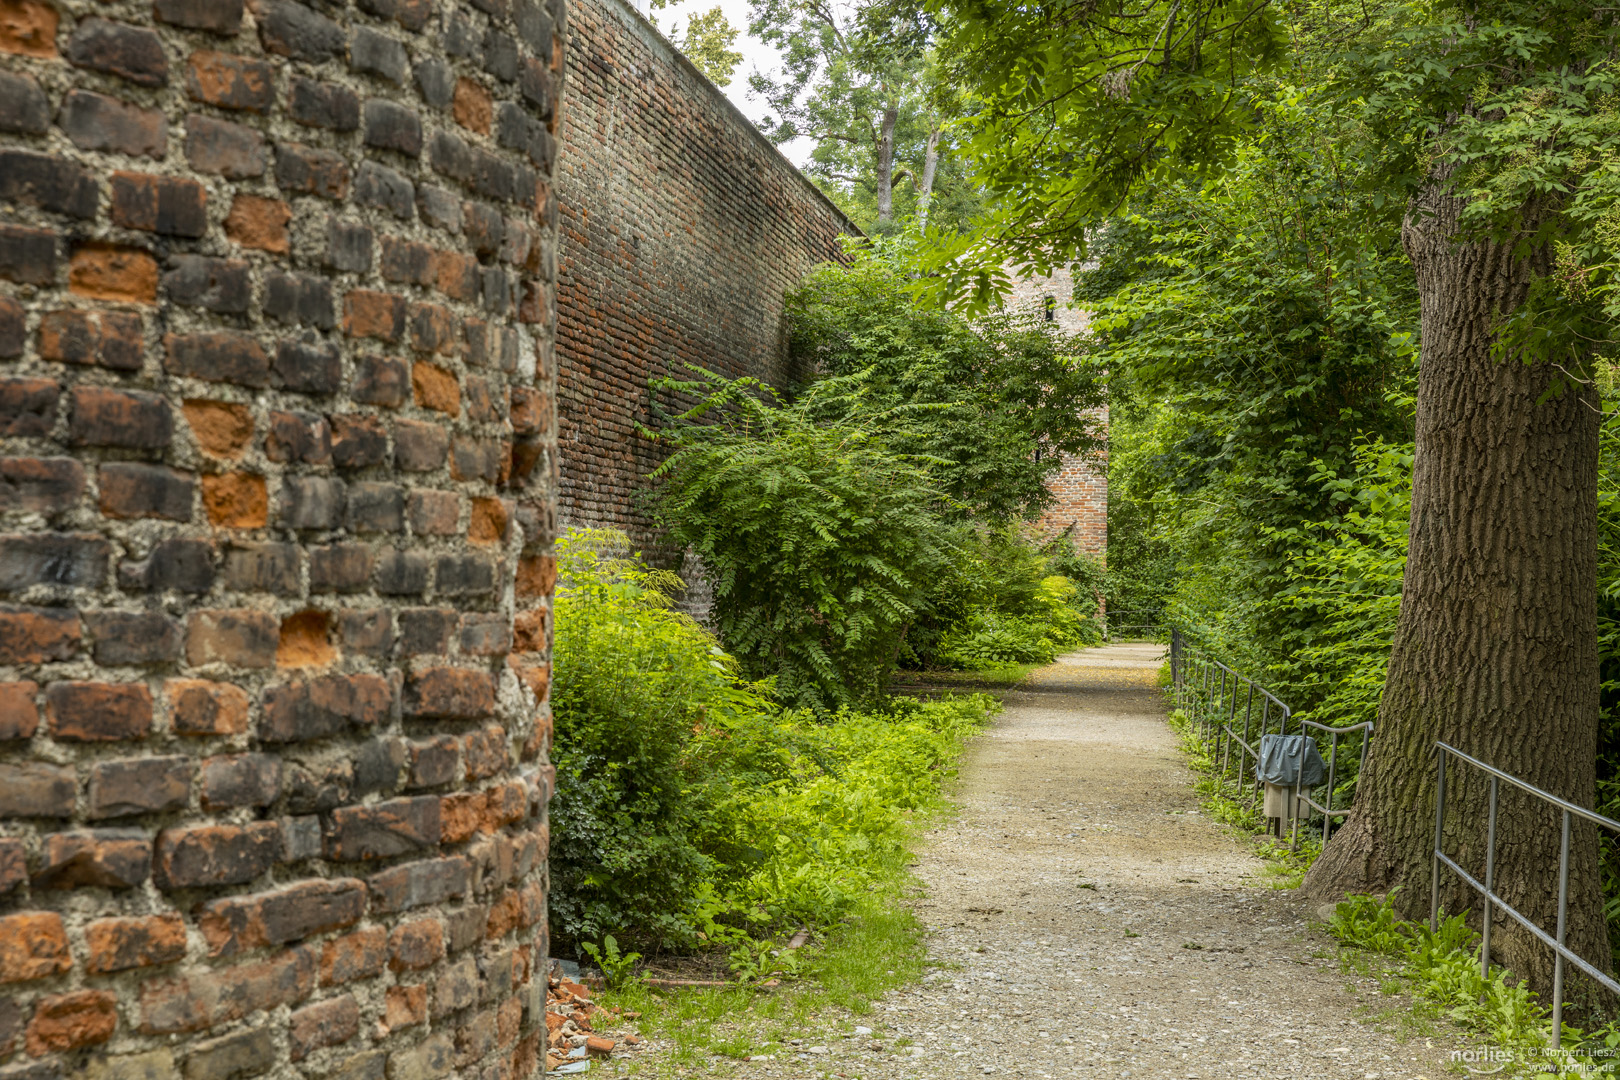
892;661;1038;689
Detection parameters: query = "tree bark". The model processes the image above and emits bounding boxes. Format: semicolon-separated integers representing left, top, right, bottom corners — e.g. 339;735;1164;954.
1301;176;1608;1003
917;124;941;227
876;105;898;226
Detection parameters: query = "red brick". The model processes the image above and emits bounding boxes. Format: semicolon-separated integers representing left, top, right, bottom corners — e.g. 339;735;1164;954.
24;990;117;1055
168;678;250;735
343;289;406;341
139;945;317;1034
187;50;274;111
224;194;291;253
289;995;359;1061
0;607;77;665
198;878;366;957
463;725;508;780
388;919;444;971
201;472;269;528
85;914;187;974
435;250;480;300
0;0;57;57
70;243;158;303
385;984;426;1030
439;791;485;844
0;912;70;983
183;399;254;458
412;361;460;416
515;554;556;600
153;821;281;889
467;497;507;545
45;681;152;741
453;77;493;134
319;927;386;986
36;830;152;888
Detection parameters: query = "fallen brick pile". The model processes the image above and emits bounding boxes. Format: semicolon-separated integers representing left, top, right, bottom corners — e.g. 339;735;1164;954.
544;973;644;1072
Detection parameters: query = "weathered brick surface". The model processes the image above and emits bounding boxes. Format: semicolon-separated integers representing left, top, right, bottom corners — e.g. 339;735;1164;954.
0;0;560;1074
556;0;852;559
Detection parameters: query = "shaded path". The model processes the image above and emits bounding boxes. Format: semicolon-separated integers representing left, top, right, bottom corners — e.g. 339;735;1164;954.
850;644;1463;1078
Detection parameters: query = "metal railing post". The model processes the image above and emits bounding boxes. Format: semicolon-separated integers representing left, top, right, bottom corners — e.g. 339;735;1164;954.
1431;744;1446;933
1323;730;1340;849
1552;808;1570;1050
1481;775;1497;982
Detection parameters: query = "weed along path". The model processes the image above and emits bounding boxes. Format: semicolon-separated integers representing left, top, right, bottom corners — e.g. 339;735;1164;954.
843;643;1461;1080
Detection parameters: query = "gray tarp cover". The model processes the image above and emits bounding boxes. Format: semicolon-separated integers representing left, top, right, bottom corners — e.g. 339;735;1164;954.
1255;733;1326;788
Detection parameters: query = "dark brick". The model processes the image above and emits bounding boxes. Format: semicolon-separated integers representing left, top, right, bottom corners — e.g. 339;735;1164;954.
483;28;519;82
374;549;429;596
201;753;281;810
347;482;404;533
330;414;388;469
260;673;392;743
185;609;278;668
186;113;265;178
460;615;511;656
86;610;182;665
0;297;21;358
279;476;346;530
431;955;478;1016
153;821;281;889
266;410;331;464
350;27;408;84
464;202;503;256
39;310;143;371
59;90;165;157
168;679;249;737
0;458;83;515
0;225;56;286
394;419;447;471
35;830;151;889
110;172;208;237
0;762;75;818
273;341;342;396
363;99;421;156
166;331;268;388
187;49;274;111
415;58;455;108
0;839;23;894
275;143;350;199
310;544;373;592
0;149;97;219
399;608;457;655
360;0;435;32
181;1027;274;1078
164;255;251;313
285;761;351;814
405;667;497;720
451;436;504;483
0;535;109;592
87;756;191;818
289;77;359;131
138;946;316;1034
200;880;365;963
339;609;391;656
353;160;414;219
387;919;442;971
259;1;344;61
408;490;459;535
411;303;461;355
367;856;470;914
381;236;435;286
264;272;335;329
408;736;460;789
221;542;301;595
445;10;480;56
289;995;359;1061
125;538;215;594
482;266;514;315
435;553;495;596
67;18;168;87
327;797;440;861
325;218;374;272
70;386;171;448
98;463;193;521
463;724;508;779
0;376;58;435
155;0;243;34
418;186;463;231
46;681;152;741
0;70;48;133
353;737;406;795
351;355;408;407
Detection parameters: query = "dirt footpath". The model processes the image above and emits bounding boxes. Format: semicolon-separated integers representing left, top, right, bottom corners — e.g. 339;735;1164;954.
841;644;1468;1079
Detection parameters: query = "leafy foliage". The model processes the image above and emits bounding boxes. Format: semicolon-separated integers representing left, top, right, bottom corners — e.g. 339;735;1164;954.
671;6;744;86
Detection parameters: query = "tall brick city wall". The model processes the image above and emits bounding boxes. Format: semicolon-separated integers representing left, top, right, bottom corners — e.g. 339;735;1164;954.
0;0;561;1077
555;0;854;549
1003;266;1107;560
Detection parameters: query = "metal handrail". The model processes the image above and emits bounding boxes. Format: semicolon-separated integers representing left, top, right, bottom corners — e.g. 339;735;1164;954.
1169;629;1373;851
1431;741;1620;1047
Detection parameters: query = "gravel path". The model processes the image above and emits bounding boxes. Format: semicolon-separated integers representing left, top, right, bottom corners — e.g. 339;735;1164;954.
771;644;1466;1079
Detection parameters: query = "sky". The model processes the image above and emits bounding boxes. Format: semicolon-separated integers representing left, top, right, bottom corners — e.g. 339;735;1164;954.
640;0;818;168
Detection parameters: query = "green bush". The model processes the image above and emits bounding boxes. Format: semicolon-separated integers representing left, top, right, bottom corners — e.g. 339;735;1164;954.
937;577;1103;667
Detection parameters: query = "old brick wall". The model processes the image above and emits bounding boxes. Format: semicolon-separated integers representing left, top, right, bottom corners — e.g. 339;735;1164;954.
555;0;855;550
1003;266;1107;560
0;0;561;1076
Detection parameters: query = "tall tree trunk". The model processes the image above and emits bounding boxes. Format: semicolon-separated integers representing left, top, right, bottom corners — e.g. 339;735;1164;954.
1302;176;1608;1004
875;105;897;227
917;124;941;227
